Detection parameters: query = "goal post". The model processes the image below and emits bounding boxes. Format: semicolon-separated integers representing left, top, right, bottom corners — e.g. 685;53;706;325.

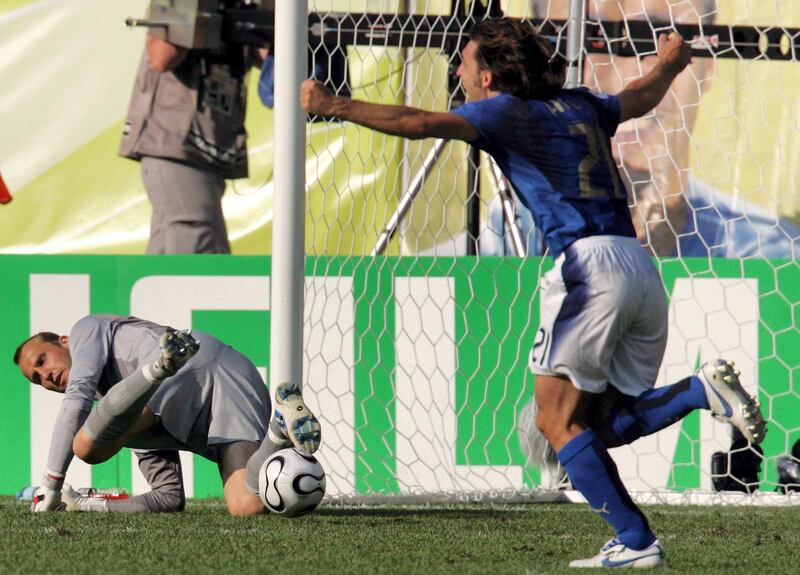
286;0;800;504
271;0;308;396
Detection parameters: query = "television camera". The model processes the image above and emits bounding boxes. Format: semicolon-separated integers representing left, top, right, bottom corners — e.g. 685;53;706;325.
125;0;275;50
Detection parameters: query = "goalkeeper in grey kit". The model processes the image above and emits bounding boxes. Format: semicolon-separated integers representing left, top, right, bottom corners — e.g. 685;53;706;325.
14;314;321;515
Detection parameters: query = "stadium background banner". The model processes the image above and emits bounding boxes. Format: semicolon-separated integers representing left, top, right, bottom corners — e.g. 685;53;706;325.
1;0;799;255
0;256;797;498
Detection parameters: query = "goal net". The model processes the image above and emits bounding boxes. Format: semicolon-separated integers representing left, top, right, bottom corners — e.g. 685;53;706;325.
298;0;800;504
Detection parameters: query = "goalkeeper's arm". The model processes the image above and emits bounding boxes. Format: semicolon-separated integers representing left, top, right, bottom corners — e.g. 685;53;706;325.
32;393;94;512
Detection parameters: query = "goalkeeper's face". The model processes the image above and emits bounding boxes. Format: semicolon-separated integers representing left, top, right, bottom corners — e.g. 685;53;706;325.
17;336;72;393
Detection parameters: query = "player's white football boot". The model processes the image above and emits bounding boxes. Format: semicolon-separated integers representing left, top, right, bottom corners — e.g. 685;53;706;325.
271;382;321;454
569;538;664;569
697;359;767;445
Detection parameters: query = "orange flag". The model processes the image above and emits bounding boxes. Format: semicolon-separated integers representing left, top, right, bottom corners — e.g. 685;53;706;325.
0;171;11;204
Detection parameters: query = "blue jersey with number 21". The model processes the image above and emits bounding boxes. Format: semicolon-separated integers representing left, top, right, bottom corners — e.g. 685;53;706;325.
452;88;636;257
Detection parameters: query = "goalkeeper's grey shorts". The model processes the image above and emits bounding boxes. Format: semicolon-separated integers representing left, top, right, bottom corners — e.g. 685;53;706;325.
528;235;667;397
147;333;271;457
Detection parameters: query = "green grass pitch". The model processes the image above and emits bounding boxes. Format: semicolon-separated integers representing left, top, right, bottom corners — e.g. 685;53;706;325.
2;497;798;574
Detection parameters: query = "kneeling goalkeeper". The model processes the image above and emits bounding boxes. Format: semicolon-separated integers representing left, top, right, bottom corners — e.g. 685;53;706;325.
14;314;321;515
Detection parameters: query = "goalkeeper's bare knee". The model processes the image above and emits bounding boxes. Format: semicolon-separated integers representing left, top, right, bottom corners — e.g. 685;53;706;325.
73;428;118;464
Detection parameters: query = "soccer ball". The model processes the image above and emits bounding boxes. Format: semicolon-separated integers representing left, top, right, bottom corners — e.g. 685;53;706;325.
258;448;326;517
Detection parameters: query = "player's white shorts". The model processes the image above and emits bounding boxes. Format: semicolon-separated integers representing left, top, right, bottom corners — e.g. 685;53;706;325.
528;235;667;397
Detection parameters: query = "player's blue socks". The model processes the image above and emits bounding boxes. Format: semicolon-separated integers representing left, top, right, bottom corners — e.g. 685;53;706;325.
557;429;656;551
608;376;709;446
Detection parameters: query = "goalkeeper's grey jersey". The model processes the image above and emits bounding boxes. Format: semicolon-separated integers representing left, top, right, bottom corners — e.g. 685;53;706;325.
46;315;269;480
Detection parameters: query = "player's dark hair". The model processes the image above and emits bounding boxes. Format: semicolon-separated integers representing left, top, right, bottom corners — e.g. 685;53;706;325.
469;18;565;99
13;332;61;365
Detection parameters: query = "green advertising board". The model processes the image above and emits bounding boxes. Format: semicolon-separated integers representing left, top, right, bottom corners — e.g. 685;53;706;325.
0;255;797;498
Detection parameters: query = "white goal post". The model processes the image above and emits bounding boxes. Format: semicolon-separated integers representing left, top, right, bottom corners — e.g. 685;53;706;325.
274;0;800;505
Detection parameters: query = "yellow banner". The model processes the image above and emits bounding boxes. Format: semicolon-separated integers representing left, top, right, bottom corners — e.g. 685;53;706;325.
1;1;797;257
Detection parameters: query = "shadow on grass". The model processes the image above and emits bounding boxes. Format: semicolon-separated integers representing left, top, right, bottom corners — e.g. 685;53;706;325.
314;504;562;519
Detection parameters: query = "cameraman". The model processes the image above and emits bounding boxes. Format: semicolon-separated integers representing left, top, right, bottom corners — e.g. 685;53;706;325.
119;2;267;254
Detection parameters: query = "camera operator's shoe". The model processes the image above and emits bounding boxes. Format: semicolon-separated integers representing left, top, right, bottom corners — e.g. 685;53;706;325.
569;538;664;569
272;382;321;454
697;359;766;445
147;329;200;381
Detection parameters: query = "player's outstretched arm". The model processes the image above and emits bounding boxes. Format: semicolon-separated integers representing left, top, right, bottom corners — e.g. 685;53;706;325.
300;79;478;142
617;32;692;123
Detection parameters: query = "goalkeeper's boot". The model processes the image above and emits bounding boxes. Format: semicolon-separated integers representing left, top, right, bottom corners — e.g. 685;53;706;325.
61;484;108;512
147;329;200;381
697;359;767;445
569;538;664;569
272;382;321;454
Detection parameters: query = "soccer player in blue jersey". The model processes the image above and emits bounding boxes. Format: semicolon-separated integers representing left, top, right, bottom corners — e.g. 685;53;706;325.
301;18;766;569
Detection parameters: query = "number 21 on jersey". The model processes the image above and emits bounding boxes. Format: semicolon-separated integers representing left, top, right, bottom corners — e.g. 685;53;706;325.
568;121;625;199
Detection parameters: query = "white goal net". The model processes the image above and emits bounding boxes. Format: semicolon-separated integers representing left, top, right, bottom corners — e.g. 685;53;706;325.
297;0;800;505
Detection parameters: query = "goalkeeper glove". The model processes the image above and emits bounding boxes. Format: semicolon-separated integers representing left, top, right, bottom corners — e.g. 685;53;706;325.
31;469;67;512
31;487;66;512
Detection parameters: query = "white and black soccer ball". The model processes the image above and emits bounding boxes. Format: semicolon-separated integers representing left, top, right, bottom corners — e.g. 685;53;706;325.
258;448;326;517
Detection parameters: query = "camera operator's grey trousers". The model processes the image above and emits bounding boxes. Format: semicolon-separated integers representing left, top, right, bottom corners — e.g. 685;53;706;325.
141;157;231;254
